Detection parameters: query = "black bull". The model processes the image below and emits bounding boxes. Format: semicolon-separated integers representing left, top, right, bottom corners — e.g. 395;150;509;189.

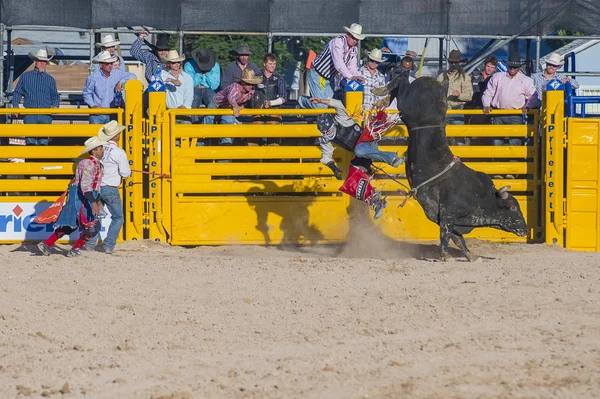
387;75;528;261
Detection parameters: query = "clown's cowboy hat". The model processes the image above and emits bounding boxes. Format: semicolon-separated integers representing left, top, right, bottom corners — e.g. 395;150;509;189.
81;136;108;155
97;121;126;142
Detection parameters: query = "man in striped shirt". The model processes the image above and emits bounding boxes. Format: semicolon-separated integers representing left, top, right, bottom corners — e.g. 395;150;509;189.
298;23;366;109
11;49;60;146
131;28;169;83
531;52;579;106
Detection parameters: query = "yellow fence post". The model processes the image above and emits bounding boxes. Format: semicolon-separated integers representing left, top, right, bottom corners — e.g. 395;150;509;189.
147;87;169;242
123;79;145;241
542;89;566;246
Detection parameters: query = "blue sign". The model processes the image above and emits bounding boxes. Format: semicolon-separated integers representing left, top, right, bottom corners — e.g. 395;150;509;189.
546;79;564;91
345;79;364;92
148;80;166;92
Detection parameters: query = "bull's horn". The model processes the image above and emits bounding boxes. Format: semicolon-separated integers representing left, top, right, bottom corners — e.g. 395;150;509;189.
498;185;510;199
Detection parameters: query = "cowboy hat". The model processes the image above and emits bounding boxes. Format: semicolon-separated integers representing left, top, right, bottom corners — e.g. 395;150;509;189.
191;47;216;71
154;34;171;51
506;53;525;68
161;50;185;63
96;34;120;48
235;43;253;55
28;49;53;62
81;136;108;155
343;23;365;40
240;69;262;85
447;49;466;63
97;121;126;142
92;50;118;64
545;52;564;67
367;48;384;63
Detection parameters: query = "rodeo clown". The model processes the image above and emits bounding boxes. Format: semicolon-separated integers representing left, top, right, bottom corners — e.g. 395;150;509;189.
37;136;107;257
311;96;403;219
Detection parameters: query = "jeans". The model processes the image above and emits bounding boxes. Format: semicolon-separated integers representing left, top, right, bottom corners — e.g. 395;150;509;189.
23;115;52;145
202;100;233;145
89;114;111;125
492;115;524;146
192;87;216;123
297;69;335;109
354;141;397;166
86;186;124;250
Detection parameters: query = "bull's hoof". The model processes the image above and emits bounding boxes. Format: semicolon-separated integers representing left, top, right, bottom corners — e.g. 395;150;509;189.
441;251;454;262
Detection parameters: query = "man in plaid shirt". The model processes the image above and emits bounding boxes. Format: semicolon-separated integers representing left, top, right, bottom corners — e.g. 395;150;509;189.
360;49;386;109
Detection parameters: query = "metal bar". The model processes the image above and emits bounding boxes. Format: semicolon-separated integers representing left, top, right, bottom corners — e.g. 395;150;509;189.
0;108;124;115
267;32;273;53
89;29;94;74
178;31;184;54
535;36;541;73
0;23;4;102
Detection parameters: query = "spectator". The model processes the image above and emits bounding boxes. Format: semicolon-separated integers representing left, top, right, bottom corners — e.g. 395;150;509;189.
94;35;125;72
360;49;386;109
437;49;473;125
380;37;417;57
482;53;538;146
221;44;261;89
386;56;416;111
248;53;288;146
531;52;579;105
203;69;262;146
83;51;137;124
298;23;365;109
464;55;498;125
11;49;60;146
160;50;194;122
85;121;131;254
184;47;221;123
130;28;170;83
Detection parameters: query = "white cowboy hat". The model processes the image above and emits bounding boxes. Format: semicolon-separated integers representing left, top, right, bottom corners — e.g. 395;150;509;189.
545;52;564;67
92;50;118;64
343;23;365;40
96;34;120;48
367;48;384;63
161;50;186;63
28;49;53;61
81;136;108;155
97;121;126;142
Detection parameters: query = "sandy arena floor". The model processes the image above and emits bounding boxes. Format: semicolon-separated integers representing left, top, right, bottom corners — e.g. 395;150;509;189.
1;238;599;399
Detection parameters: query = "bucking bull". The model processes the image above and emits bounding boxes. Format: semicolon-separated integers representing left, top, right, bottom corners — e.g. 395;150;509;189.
377;72;528;261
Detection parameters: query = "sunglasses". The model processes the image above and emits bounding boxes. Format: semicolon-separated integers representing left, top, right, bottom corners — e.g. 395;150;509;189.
508;66;521;70
546;63;559;68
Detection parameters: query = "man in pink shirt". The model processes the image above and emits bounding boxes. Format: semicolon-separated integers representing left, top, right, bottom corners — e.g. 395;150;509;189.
482;53;538;147
298;23;366;109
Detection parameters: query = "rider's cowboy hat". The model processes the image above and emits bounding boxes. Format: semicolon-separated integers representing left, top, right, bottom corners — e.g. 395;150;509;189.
161;50;185;63
81;136;108;155
28;49;53;62
367;48;384;63
343;23;365;40
92;50;118;64
97;121;126;142
96;34;120;48
240;69;262;85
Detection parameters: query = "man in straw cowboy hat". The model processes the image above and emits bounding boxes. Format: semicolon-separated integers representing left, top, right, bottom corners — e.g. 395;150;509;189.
131;27;170;83
37;136;107;258
531;52;579;105
11;48;60;145
203;69;263;145
298;23;366;109
85;121;131;254
360;49;386;109
159;50;194;118
222;43;261;89
94;34;125;72
83;50;137;124
184;47;221;121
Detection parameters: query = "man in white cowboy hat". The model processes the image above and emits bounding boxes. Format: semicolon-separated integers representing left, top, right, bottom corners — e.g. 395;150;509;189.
203;69;262;145
222;43;261;90
298;23;366;109
37;136;107;258
84;121;131;254
93;34;125;72
131;27;170;83
360;49;386;109
83;50;137;124
11;49;60;145
159;50;194;117
531;52;579;105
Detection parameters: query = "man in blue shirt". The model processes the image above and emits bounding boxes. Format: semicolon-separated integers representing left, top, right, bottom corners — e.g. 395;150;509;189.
83;51;137;124
11;49;60;146
184;47;221;123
